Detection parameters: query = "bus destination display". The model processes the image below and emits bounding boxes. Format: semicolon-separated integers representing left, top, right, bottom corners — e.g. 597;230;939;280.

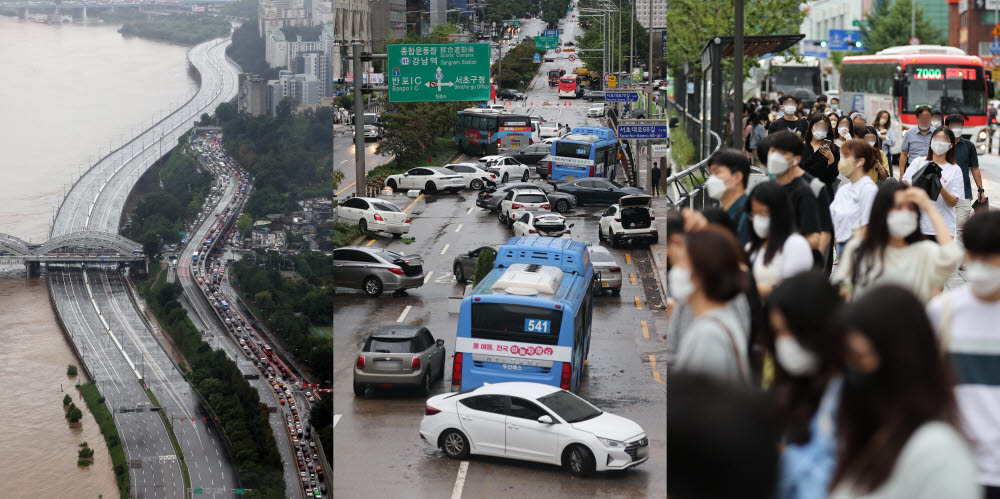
913;67;978;80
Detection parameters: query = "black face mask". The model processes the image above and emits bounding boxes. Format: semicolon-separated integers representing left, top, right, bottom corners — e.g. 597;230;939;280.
841;367;880;432
854;127;865;136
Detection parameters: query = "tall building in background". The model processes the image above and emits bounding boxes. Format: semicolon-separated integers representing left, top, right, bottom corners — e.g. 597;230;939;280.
429;0;447;32
313;0;334;24
920;0;949;40
636;0;666;30
238;73;268;116
405;0;425;35
951;0;1000;78
301;50;331;97
801;0;948;43
371;0;407;51
259;0;311;36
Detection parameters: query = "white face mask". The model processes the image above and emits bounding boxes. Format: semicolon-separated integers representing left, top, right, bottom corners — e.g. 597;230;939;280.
918;123;930;131
931;119;942;128
704;174;729;200
831;104;839;111
767;151;793;175
887;209;918;238
838;127;850;137
879;117;888;125
668;266;695;302
775;336;820;376
930;140;951;155
951;126;963;135
966;261;1000;297
866;140;876;147
752;215;771;239
813;129;828;140
783;104;796;115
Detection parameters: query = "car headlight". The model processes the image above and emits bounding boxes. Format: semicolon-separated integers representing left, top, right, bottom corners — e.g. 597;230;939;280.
597;437;626;449
980;130;988;140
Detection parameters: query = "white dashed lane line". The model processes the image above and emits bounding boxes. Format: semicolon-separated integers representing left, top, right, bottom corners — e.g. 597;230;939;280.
440;244;450;255
424;272;434;284
455;224;463;233
451;461;469;499
396;306;412;323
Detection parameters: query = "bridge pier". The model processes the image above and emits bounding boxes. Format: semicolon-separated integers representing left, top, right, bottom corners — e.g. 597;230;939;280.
25;261;41;278
73;6;87;23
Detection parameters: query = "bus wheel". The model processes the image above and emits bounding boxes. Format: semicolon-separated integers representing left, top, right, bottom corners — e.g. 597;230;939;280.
441;430;470;459
565;445;596;477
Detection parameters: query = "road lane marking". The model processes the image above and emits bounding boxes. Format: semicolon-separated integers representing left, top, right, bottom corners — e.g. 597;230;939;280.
634;296;642;310
336;182;355;195
451;461;469;499
625;254;632;265
397;306;412;323
641;321;649;339
455;224;463;232
333;414;341;428
403;193;425;212
466;207;474;214
424;272;434;284
365;239;375;246
440;244;450;255
648;354;666;385
629;273;636;285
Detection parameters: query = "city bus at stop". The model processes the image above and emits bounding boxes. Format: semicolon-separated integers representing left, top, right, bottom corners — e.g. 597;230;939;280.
840;45;994;154
454;108;535;156
452;236;597;393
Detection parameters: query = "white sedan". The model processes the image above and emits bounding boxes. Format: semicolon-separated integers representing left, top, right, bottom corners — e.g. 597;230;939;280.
477;155;531;183
335;197;410;237
419;382;649;476
511;211;573;238
443;163;498;190
385;167;465;194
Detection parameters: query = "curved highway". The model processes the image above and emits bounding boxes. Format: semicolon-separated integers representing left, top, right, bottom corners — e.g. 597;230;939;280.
49;37;241;499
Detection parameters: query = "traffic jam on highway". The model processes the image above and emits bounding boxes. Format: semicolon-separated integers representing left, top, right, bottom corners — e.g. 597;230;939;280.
333;14;665;497
185;132;328;498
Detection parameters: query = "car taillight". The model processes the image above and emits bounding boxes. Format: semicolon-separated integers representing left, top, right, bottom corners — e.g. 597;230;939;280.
411;356;421;370
609;267;621;273
541;203;550;209
589;164;594;177
565;229;572;234
529;229;538;233
548;162;553;175
356;356;365;369
388;268;405;275
405;217;411;223
560;363;572;390
373;213;384;221
512;203;523;209
451;353;463;391
490;174;497;179
528;138;533;145
484;194;493;199
425;405;441;416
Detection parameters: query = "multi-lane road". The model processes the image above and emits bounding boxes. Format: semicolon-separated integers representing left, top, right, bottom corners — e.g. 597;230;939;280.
49;36;241;499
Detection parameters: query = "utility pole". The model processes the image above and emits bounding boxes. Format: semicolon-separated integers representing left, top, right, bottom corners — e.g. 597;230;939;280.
353;40;365;198
733;0;744;149
649;0;654;86
630;0;635;80
911;0;915;40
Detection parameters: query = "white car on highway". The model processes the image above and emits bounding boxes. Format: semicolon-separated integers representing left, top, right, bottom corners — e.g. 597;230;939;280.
419;382;649;476
477;155;531;183
335;197;410;238
385;167;466;194
443;163;498;190
587;103;607;118
538;121;563;139
511;211;573;238
498;188;550;226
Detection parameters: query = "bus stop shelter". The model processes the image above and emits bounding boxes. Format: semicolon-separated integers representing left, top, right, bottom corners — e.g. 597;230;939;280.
700;34;804;157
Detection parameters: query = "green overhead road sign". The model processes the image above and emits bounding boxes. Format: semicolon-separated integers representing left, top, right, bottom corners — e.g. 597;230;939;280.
193;489;203;495
534;36;559;49
233;489;245;495
505;19;520;26
852;20;870;27
387;43;491;102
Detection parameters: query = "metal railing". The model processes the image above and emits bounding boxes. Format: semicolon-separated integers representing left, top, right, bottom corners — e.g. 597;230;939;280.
664;98;722;209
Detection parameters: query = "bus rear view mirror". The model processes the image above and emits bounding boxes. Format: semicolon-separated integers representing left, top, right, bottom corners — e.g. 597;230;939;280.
893;77;906;97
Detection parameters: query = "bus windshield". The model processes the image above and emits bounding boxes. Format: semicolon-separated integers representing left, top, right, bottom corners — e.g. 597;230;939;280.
555;142;592;158
904;65;987;116
471;303;562;345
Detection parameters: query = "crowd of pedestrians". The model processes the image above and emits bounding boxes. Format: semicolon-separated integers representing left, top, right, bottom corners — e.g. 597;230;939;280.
668;94;1000;499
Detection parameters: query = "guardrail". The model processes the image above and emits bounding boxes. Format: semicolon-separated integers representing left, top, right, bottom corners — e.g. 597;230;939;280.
664;99;722;209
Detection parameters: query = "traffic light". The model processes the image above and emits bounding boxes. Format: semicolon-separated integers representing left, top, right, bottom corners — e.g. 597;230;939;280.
820;40;828;48
854;41;863;48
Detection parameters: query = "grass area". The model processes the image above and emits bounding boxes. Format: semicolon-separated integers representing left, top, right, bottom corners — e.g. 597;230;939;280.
78;382;129;499
333;224;375;248
146;388;191;492
669;111;696;169
137;260;163;297
310;326;332;339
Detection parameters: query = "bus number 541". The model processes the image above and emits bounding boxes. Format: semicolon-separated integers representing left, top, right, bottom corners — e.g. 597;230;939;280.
524;319;550;334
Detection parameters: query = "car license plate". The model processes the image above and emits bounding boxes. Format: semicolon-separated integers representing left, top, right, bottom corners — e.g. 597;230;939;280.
565;176;576;181
375;360;402;370
601;281;608;286
471;354;553;368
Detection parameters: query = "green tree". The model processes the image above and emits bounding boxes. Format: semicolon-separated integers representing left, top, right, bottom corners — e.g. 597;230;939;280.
665;0;806;82
79;446;95;459
276;97;296;121
472;247;497;285
858;0;944;54
68;406;83;423
66;364;78;376
254;290;274;314
200;113;213;126
375;103;440;165
237;214;254;236
63;394;72;406
142;231;162;259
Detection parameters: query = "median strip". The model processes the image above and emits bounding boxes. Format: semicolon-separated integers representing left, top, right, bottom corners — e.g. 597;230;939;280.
648;354;666;385
634;296;642;310
641;321;649;339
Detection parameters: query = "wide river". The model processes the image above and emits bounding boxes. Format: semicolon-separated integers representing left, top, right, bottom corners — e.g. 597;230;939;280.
0;16;197;496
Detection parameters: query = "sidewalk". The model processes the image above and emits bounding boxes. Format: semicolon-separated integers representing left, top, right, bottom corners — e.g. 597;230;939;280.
650;194;668;307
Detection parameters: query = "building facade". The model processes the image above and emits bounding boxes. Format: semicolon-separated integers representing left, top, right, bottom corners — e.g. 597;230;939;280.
950;0;1000;77
636;0;666;30
370;0;407;51
238;73;269;116
801;0;948;44
258;0;311;36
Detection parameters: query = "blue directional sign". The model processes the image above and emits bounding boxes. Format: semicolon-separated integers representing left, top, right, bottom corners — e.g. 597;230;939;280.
991;38;1000;54
617;125;668;139
828;29;864;51
543;29;559;37
804;50;829;58
533;53;541;63
605;91;639;102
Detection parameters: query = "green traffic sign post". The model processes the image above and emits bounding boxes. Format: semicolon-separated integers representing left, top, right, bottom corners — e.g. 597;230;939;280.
387;44;492;102
504;19;520;26
534;36;559;50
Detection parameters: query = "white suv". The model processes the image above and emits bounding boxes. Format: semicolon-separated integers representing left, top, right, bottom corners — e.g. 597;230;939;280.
498;189;550;227
598;194;658;247
587;103;606;118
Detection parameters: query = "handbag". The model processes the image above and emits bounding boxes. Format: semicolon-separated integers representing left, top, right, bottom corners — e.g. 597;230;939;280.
910;161;943;201
973;195;990;213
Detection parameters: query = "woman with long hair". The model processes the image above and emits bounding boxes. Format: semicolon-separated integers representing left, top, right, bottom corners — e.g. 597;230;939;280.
829;139;879;261
834;115;854;149
827;112;840;133
832;180;963;303
801;114;839;191
873;110;897;175
746;181;814;299
768;272;845;499
901;126;964;238
828;285;978;499
860;126;889;182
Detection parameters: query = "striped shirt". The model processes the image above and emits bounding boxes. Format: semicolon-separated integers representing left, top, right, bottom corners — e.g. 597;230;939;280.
927;287;1000;487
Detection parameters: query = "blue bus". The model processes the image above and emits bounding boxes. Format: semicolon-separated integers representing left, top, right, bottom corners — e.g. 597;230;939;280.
454;108;534;156
452;236;597;393
545;127;620;181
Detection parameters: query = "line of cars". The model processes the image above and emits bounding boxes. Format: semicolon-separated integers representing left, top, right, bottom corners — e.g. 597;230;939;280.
191;132;327;498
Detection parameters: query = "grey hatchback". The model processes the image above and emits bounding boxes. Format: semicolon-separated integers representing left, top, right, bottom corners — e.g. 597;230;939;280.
333;247;424;297
354;325;446;396
452;245;499;283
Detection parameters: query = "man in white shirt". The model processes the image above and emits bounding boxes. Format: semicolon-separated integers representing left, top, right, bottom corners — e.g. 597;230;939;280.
927;211;1000;497
901;133;964;236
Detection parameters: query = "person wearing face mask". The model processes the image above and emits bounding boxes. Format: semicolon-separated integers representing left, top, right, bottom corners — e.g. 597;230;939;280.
830;97;841;116
860;126;890;183
829;140;880;262
827;112;839;133
850;111;866;137
832;181;963;303
931;108;944;129
670;226;752;385
746;181;815;299
902;126;964;237
705;149;751;245
765;272;844;499
768;95;808;137
899;106;936;177
801;114;840;196
829;284;979;499
833;115;854;150
927;211;1000;498
944;114;986;248
873;110;897;175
